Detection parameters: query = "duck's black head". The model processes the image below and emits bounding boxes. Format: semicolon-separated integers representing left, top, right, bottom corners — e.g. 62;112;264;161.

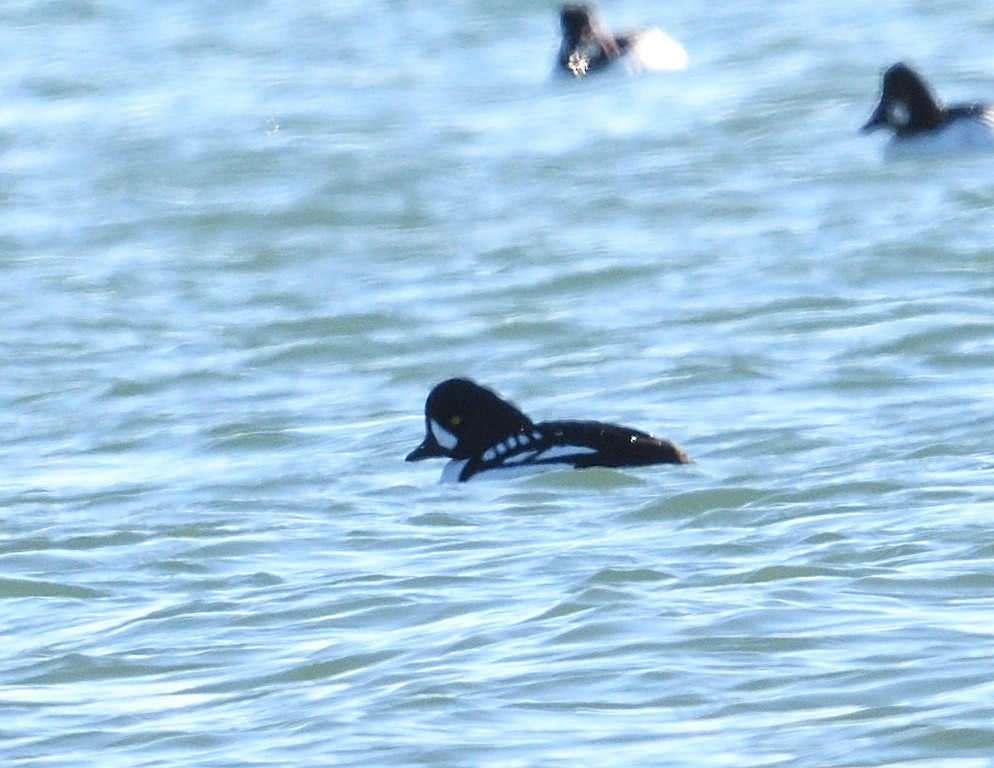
406;378;534;462
862;62;945;134
559;4;598;48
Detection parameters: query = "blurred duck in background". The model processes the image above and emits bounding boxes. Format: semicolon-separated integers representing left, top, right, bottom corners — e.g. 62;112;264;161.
862;62;994;157
555;4;687;79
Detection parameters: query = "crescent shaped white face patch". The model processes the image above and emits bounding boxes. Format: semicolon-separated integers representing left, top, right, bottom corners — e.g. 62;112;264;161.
430;418;458;451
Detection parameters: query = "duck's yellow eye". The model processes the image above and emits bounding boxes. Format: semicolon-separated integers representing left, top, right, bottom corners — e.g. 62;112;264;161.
450;414;462;427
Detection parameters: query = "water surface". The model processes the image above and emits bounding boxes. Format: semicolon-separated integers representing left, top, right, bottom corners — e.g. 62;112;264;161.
3;1;994;766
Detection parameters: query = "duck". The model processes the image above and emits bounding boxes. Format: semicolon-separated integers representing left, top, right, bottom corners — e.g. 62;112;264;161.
406;378;691;482
555;3;687;79
862;62;994;156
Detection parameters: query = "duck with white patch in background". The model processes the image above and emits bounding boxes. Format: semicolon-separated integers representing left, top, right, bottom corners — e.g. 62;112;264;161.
862;62;994;157
554;3;686;79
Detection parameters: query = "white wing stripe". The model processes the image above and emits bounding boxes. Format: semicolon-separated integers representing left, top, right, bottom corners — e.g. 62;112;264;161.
501;450;539;465
535;445;598;461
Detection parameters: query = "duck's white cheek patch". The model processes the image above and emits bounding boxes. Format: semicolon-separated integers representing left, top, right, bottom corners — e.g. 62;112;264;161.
889;101;910;127
430;419;458;451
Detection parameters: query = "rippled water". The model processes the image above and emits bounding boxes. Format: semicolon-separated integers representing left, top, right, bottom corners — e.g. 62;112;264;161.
3;1;994;766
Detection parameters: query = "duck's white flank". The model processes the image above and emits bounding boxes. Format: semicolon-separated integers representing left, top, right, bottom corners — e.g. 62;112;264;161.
623;27;687;73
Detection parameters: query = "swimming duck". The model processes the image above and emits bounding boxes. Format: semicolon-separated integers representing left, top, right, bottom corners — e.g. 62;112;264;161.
407;378;692;482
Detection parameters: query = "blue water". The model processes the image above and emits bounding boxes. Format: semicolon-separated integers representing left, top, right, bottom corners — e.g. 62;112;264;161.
3;1;994;766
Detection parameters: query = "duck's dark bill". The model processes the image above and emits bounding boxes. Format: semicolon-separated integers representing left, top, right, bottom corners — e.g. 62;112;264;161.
406;437;441;462
861;104;887;133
